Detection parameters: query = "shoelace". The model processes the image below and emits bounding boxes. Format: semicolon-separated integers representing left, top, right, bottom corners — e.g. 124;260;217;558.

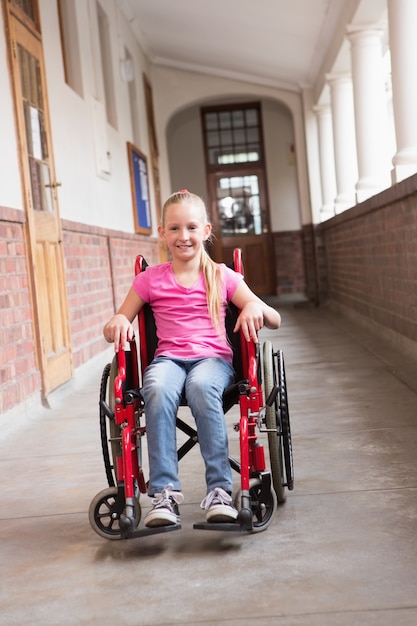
200;487;232;510
152;483;184;508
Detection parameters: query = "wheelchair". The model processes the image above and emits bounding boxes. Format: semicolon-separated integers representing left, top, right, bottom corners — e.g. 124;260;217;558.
89;249;293;539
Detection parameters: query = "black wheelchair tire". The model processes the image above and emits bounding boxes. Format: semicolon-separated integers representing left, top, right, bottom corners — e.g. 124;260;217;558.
263;340;286;503
277;349;294;491
99;358;122;487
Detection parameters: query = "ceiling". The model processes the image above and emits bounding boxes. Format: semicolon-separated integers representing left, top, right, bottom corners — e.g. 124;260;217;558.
119;0;387;98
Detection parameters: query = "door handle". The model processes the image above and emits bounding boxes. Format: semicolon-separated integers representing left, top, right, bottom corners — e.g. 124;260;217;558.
45;182;62;188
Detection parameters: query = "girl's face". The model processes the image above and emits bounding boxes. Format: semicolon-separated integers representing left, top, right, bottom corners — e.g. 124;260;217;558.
159;202;211;261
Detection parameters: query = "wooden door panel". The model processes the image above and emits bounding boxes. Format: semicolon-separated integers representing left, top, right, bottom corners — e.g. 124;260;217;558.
222;234;274;295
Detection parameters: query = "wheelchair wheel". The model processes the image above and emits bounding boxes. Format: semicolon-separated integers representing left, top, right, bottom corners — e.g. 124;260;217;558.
89;487;141;540
234;477;277;533
99;358;122;487
277;348;294;491
263;341;294;502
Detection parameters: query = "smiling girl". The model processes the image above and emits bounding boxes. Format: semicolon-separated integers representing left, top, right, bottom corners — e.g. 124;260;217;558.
103;190;281;527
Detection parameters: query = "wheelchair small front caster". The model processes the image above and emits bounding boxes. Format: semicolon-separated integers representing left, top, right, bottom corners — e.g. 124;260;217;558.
89;487;141;540
234;477;277;533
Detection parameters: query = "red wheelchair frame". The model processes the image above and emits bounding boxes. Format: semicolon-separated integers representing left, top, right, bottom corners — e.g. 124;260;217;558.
89;249;293;539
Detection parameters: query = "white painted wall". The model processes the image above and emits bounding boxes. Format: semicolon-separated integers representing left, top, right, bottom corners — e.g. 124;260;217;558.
262;99;301;232
0;8;23;211
167;105;208;204
38;0;156;234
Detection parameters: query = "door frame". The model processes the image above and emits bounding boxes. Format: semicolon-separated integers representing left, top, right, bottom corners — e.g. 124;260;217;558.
201;101;276;294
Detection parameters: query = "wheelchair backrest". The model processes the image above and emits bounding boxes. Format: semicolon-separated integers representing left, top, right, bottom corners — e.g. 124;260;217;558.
135;254;244;383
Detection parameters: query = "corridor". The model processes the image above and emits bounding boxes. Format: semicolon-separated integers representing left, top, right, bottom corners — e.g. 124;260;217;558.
1;302;417;626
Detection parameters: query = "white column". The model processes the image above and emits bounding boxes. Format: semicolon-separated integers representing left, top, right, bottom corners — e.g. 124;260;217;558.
388;0;417;182
327;74;358;213
313;104;336;220
348;27;391;202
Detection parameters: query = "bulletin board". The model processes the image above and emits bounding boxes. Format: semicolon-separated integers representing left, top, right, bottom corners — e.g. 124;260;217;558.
127;142;152;234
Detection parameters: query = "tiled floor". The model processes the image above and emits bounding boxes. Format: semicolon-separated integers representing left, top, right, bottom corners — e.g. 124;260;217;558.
1;302;417;626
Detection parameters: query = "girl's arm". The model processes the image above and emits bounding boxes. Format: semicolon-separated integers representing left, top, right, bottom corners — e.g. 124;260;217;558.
103;287;146;352
231;280;281;343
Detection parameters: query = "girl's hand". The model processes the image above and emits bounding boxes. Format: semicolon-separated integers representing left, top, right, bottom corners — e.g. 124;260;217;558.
234;301;264;343
230;280;281;340
103;314;134;352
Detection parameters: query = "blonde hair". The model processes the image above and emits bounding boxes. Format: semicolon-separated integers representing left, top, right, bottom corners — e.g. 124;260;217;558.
162;190;223;332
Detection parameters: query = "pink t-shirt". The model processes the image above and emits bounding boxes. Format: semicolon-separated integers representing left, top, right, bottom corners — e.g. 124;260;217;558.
132;262;243;363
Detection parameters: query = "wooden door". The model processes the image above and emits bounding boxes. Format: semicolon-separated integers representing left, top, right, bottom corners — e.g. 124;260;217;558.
4;2;72;397
208;170;274;295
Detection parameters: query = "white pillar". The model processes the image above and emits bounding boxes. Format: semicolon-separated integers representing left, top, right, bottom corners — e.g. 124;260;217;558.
388;0;417;182
313;104;336;220
348;27;391;202
327;74;358;213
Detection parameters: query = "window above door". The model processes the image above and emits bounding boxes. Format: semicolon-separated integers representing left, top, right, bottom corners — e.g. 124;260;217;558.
201;102;264;167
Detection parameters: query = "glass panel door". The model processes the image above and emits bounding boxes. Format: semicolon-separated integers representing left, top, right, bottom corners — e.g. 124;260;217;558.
202;102;274;294
216;175;263;236
18;43;54;213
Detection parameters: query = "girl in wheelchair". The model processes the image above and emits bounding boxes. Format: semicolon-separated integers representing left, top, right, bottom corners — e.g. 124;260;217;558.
103;190;281;528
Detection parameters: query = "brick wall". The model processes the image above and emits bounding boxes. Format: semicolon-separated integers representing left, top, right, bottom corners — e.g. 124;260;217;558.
319;174;417;344
62;219;160;369
272;230;306;295
301;224;328;305
0;208;40;413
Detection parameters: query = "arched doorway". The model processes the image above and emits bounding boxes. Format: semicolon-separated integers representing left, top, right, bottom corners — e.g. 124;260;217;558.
166;93;303;298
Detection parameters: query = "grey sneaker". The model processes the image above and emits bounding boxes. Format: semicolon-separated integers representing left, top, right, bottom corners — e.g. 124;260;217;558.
145;484;184;528
200;487;238;523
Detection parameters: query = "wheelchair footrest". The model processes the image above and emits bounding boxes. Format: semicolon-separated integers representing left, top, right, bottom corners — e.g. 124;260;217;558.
193;521;245;532
121;524;181;540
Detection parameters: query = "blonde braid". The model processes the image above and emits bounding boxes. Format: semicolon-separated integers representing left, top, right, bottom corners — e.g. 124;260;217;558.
200;246;224;334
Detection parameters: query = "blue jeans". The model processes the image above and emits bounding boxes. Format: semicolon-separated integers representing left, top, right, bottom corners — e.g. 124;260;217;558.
141;356;235;496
